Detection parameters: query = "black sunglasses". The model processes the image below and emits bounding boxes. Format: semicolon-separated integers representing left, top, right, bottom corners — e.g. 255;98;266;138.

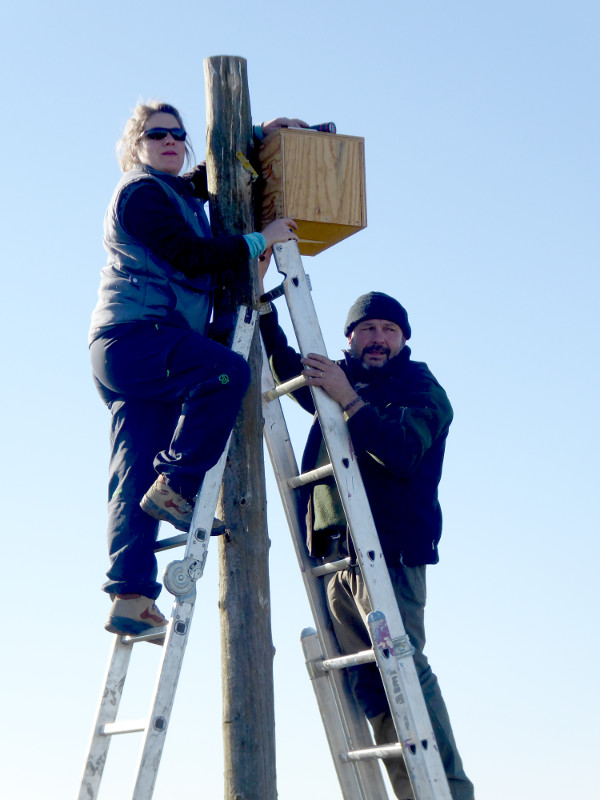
140;127;187;141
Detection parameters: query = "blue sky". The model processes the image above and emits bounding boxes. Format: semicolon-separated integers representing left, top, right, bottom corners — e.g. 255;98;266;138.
2;2;598;799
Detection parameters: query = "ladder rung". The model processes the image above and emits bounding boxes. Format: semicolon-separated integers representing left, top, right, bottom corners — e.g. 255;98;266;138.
344;743;404;762
262;374;307;402
154;533;187;552
311;557;352;577
322;649;376;670
120;627;167;645
308;649;376;677
101;719;147;736
288;463;334;489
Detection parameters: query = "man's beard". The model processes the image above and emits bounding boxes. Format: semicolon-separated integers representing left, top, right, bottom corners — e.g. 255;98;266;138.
359;345;390;369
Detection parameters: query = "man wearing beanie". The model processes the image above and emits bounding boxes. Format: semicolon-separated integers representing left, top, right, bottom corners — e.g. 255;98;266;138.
260;290;474;800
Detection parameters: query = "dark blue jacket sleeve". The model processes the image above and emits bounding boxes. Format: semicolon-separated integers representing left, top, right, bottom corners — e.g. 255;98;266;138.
259;307;315;413
346;367;453;479
120;181;249;279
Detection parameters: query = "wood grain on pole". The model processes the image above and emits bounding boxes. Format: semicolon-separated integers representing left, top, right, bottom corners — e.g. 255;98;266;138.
203;54;276;800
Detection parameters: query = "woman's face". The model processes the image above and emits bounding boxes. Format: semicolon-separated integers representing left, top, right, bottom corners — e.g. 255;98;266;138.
136;111;186;176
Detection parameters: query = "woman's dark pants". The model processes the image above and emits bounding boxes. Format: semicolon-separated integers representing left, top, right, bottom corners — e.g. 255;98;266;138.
90;321;251;600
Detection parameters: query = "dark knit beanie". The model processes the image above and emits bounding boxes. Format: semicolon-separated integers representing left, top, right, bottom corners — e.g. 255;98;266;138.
344;292;411;339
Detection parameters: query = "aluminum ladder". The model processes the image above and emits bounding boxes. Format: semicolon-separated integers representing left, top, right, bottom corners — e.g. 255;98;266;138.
78;305;256;800
261;241;452;800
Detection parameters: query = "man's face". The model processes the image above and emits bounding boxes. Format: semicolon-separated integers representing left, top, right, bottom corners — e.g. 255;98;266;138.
348;318;406;369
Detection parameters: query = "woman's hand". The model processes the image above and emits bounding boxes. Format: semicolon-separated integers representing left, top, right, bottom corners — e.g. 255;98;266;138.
258;218;297;293
261;217;298;248
258;217;298;295
261;117;309;137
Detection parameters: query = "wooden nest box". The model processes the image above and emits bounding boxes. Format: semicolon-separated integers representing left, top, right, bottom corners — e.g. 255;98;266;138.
258;128;367;256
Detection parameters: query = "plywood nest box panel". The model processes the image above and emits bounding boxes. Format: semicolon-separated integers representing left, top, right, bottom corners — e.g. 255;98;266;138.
258;128;367;256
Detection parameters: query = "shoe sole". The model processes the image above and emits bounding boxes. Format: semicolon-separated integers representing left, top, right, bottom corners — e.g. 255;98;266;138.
140;495;190;532
105;616;167;637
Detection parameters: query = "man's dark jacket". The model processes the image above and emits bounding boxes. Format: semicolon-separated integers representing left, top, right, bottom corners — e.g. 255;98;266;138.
260;309;453;567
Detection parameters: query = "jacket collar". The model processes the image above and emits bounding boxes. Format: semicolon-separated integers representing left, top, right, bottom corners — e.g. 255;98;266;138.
136;164;192;196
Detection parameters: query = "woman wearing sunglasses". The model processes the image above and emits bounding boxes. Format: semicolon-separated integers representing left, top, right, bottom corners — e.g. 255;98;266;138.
89;100;305;636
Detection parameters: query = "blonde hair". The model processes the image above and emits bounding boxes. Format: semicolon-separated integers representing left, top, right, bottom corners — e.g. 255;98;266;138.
116;100;195;173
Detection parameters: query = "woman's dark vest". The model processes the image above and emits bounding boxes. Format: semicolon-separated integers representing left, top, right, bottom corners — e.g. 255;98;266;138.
89;167;213;344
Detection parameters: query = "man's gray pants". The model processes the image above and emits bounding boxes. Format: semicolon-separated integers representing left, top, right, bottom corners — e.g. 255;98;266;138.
325;564;475;800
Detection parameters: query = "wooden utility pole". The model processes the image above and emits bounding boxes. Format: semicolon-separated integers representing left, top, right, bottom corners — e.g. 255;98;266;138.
204;55;277;800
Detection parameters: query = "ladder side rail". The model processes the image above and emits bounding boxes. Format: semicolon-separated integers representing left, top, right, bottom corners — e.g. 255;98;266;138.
130;429;240;798
78;637;134;800
130;306;257;800
131;437;233;800
272;242;413;627
271;242;452;800
164;306;258;586
78;307;256;800
130;593;196;799
161;437;233;596
366;609;453;799
261;345;337;641
261;343;389;799
302;628;390;800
